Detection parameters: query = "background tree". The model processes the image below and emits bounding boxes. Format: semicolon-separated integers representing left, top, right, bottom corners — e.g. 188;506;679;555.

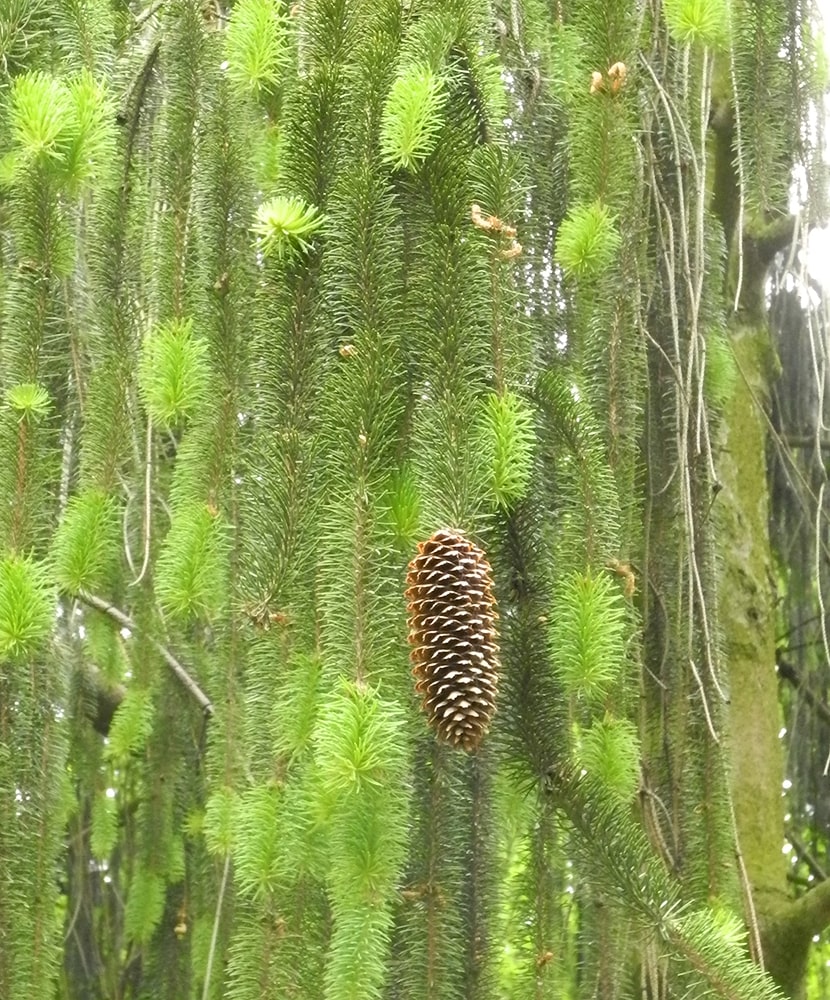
0;1;827;999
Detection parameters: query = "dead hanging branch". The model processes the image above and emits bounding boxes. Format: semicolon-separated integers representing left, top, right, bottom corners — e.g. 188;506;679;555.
76;590;214;716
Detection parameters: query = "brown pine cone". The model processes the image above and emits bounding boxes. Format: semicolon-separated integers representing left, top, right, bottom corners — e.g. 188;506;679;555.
406;529;499;751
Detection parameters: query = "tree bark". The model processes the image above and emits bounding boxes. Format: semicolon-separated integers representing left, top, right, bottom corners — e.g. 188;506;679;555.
718;320;821;998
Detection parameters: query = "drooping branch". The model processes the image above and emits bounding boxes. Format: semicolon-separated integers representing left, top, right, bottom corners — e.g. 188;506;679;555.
76;590;214;716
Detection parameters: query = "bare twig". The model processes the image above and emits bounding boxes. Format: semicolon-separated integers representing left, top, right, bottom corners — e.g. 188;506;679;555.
688;658;719;743
77;590;213;716
777;659;830;728
787;829;828;883
203;853;231;1000
782;435;830;450
131;417;154;585
135;0;165;28
727;795;764;970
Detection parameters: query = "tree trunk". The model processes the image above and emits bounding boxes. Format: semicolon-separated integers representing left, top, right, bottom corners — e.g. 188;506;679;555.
720;319;830;998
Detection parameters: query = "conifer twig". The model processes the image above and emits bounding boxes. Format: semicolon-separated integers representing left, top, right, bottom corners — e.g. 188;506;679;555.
77;590;213;716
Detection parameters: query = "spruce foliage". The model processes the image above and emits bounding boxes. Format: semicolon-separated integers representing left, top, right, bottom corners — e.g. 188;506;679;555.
225;0;289;98
380;63;449;171
0;0;824;998
51;489;120;591
138;318;211;429
664;0;731;48
0;555;52;659
555;200;622;279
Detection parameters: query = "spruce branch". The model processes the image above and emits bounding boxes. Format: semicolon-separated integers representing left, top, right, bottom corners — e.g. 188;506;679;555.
554;201;621;279
138;319;211;429
548;766;785;999
75;590;213;716
225;0;289;98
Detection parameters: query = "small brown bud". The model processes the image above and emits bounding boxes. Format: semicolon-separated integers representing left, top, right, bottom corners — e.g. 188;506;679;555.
471;203;495;230
608;62;627;94
607;559;636;598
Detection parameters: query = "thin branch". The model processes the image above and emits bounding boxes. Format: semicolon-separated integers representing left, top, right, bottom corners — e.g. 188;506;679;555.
782;435;830;450
121;484;137;575
728;796;764;970
131;417;154;585
787;829;828;883
731;344;830;567
777;659;830;727
134;0;165;29
689;658;720;743
202;853;231;1000
76;590;213;716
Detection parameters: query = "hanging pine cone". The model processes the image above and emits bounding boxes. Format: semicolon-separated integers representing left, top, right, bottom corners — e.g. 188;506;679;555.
406;529;499;751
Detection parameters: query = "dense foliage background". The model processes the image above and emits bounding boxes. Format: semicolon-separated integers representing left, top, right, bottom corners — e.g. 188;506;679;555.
0;0;828;998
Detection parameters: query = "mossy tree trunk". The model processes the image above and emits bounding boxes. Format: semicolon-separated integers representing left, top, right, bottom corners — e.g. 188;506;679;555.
719;318;830;999
0;2;825;1000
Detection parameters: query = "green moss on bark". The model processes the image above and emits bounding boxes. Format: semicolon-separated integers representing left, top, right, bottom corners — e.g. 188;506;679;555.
718;322;810;997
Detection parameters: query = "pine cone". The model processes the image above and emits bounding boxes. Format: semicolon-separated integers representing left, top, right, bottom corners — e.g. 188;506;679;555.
406;529;499;751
